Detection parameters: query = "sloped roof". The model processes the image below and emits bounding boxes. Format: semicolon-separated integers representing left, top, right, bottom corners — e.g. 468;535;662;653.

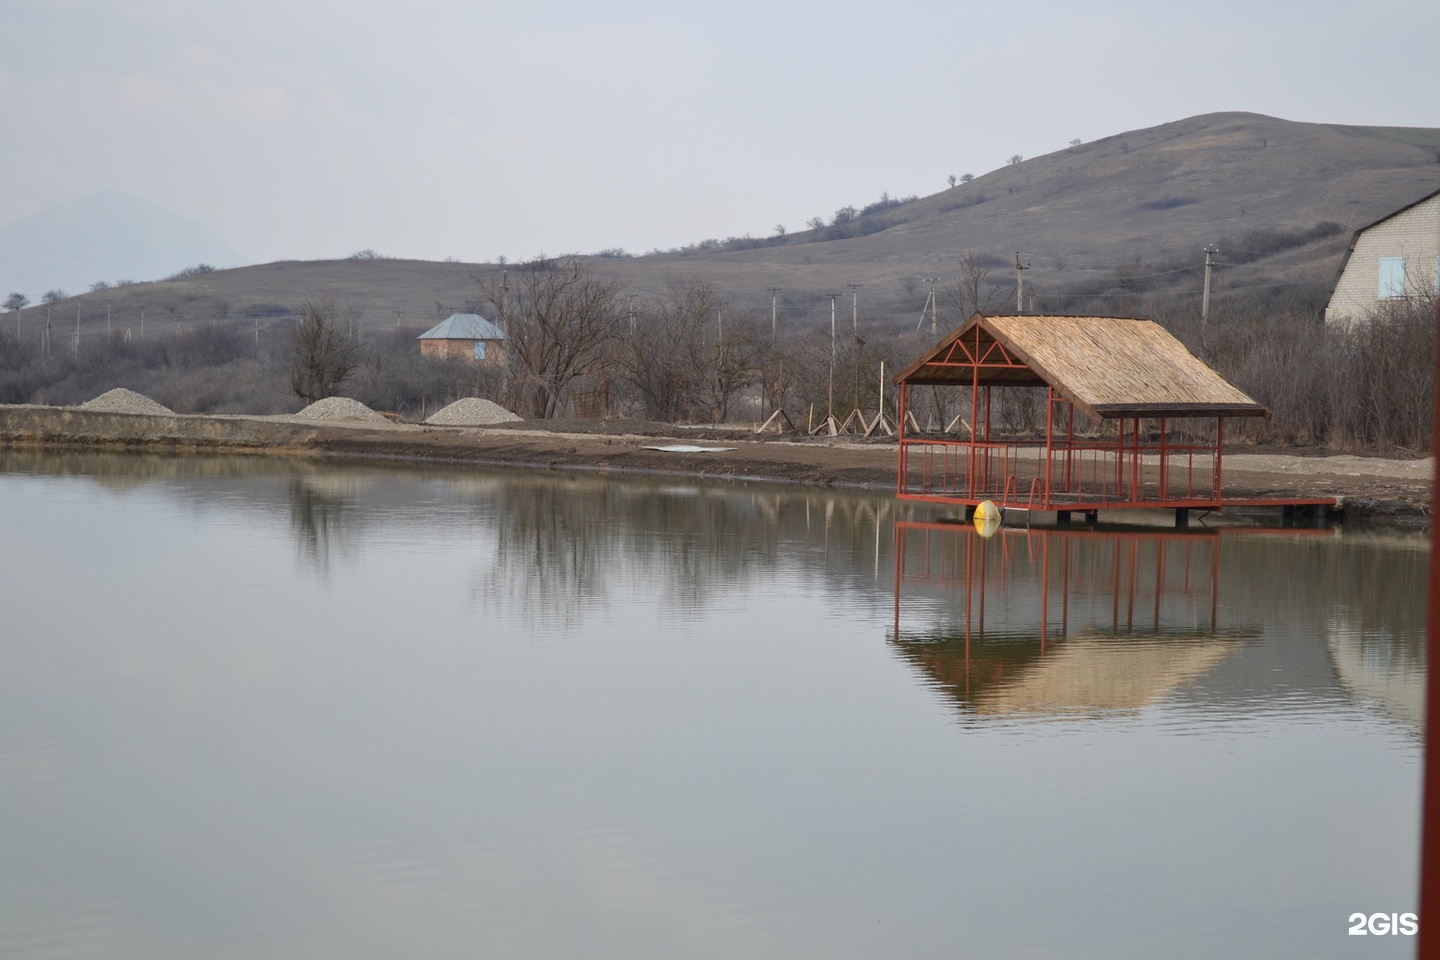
418;313;506;341
896;313;1267;419
1325;186;1440;307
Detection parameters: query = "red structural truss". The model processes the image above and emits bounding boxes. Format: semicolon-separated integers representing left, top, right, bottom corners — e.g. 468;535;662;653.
894;319;1334;519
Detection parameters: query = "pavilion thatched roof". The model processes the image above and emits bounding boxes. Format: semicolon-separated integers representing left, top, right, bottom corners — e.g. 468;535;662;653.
895;314;1268;419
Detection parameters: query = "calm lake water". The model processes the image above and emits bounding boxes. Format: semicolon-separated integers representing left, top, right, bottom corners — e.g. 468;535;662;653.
0;450;1423;959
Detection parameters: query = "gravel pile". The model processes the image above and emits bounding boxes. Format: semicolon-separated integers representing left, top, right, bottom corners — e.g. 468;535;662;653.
426;397;522;426
295;397;390;423
80;388;175;416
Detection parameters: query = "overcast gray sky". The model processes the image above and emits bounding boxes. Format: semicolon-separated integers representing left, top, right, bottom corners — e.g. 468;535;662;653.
3;0;1438;265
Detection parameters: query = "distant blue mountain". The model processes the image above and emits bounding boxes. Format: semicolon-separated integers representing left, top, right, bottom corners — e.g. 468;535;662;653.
0;190;247;297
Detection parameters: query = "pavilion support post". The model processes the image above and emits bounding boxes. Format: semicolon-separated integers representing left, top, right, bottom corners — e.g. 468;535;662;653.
1215;417;1225;501
984;385;992;495
1159;417;1168;500
968;347;980;500
897;382;909;495
1064;402;1076;492
1175;508;1190;528
1044;387;1054;506
1115;417;1125;501
1131;418;1142;502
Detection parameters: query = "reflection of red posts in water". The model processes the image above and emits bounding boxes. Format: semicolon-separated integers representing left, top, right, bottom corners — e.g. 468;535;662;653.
893;315;1336;524
890;523;1328;716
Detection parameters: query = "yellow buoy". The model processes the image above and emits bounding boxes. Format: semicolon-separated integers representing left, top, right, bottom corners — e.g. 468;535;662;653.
973;499;1003;538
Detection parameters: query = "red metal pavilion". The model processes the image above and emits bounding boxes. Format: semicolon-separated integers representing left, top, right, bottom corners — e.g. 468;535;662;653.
893;314;1333;523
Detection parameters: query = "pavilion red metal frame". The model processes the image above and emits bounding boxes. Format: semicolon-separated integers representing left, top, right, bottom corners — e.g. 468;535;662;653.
895;323;1333;517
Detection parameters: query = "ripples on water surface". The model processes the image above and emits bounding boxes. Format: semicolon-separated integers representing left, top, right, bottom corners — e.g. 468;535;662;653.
0;451;1423;959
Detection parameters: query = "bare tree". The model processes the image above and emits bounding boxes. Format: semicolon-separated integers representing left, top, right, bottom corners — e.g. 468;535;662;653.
611;281;766;423
289;297;361;402
3;293;28;312
948;174;957;188
475;255;622;419
42;290;66;304
946;251;1003;319
1007;154;1024;166
697;310;766;422
614;281;715;422
960;173;974;184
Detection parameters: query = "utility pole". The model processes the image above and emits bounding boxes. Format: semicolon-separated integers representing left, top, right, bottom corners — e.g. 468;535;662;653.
106;301;111;342
927;278;939;334
917;279;940;335
846;282;863;336
1015;252;1030;313
140;308;145;341
767;287;781;338
74;299;81;355
1201;245;1219;334
825;292;841;420
45;304;51;356
626;293;639;335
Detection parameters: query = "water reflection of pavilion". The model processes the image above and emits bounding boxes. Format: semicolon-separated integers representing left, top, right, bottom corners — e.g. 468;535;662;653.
889;523;1306;717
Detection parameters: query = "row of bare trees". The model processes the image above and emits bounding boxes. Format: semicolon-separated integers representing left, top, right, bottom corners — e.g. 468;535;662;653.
309;257;1439;455
1210;294;1437;451
455;254;1436;454
472;257;778;422
4;251;1432;454
466;256;952;427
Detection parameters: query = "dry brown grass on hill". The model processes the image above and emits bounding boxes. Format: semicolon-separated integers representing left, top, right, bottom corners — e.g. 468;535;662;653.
2;112;1438;450
7;112;1437;345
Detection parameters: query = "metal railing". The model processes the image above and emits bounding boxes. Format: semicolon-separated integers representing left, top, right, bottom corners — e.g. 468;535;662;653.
899;436;1220;508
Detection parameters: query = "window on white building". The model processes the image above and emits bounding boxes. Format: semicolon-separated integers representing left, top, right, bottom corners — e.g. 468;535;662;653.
1378;257;1406;299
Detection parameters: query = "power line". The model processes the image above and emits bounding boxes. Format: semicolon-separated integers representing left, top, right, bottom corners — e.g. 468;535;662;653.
973;255;1329;279
1036;277;1318;300
1211;260;1323;271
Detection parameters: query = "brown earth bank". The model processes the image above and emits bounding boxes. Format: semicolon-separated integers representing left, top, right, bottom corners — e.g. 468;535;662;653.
0;404;1431;526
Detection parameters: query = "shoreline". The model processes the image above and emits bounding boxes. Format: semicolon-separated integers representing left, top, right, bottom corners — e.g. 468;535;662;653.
0;404;1431;525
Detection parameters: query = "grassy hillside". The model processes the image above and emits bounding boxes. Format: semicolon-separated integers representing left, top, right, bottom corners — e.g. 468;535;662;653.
2;111;1437;453
6;111;1436;345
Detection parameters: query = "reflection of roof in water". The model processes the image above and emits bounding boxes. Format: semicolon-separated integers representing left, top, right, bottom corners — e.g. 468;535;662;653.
895;631;1253;718
1327;623;1425;733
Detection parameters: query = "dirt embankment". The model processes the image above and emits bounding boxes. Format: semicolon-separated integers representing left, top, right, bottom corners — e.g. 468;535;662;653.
0;405;1430;524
